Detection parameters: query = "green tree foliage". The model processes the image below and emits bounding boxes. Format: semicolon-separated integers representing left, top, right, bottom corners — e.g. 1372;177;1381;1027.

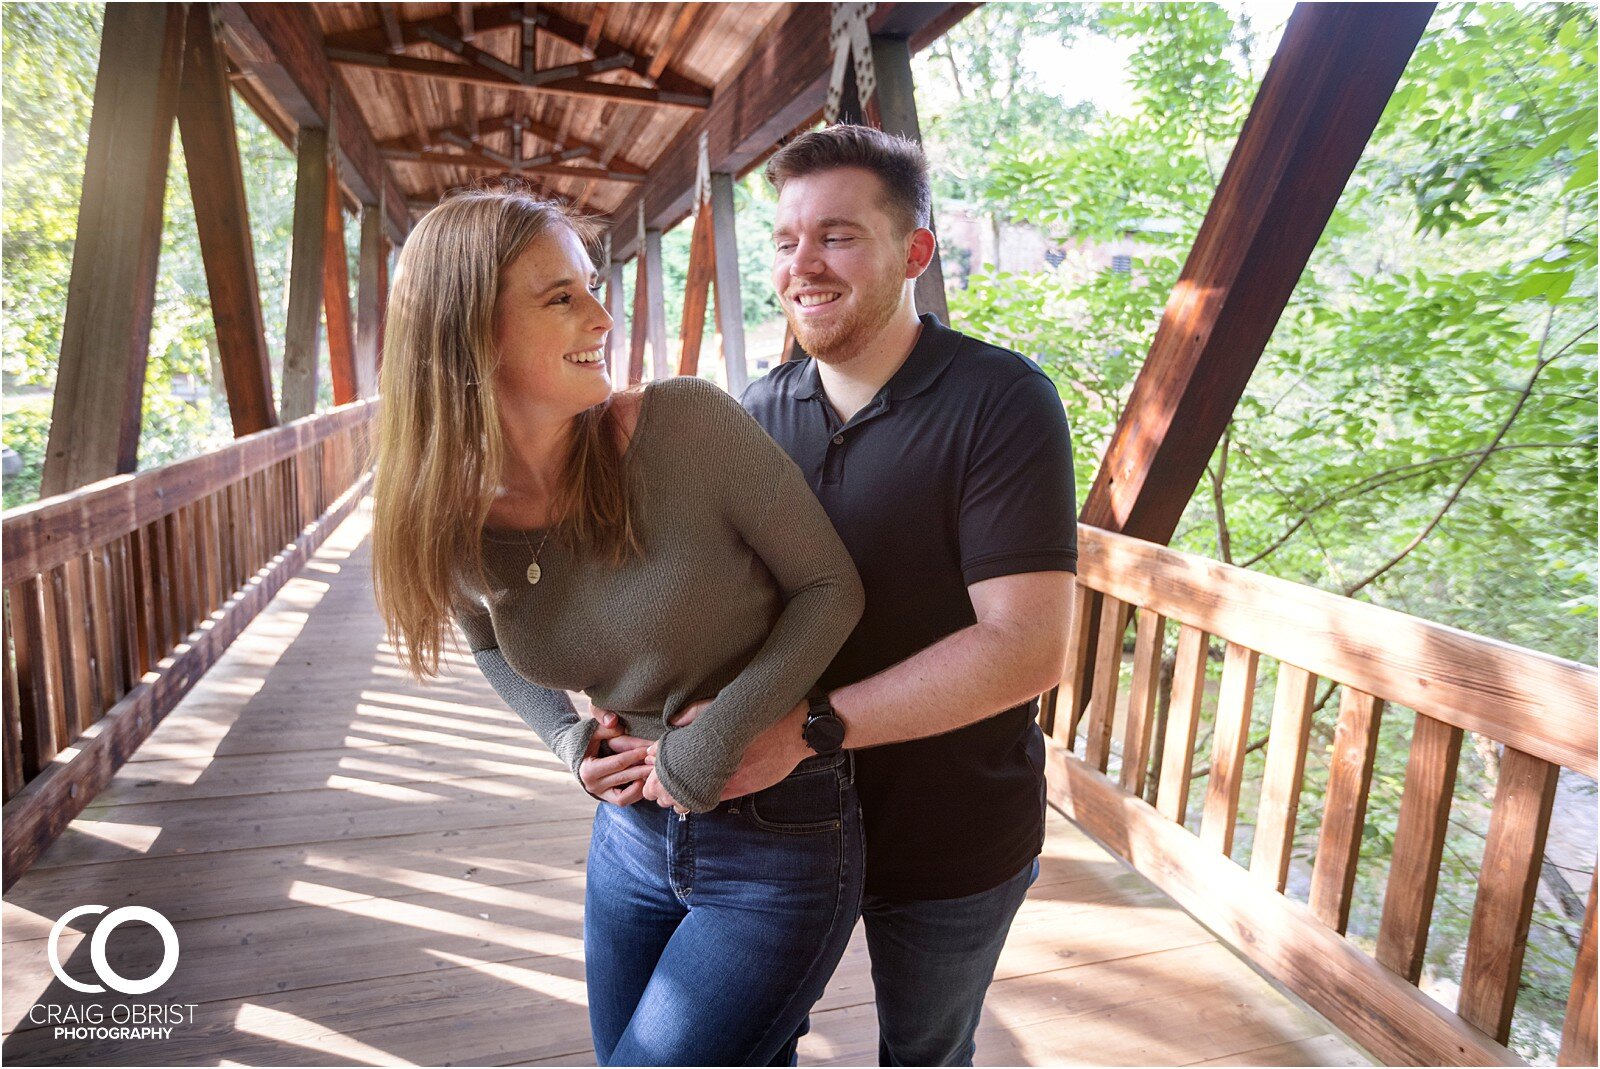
934;5;1594;1061
3;2;317;507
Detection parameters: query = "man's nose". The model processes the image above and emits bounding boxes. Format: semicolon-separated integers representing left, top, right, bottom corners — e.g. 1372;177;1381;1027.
791;239;826;276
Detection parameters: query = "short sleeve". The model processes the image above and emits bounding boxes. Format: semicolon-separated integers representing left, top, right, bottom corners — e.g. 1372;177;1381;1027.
958;370;1078;586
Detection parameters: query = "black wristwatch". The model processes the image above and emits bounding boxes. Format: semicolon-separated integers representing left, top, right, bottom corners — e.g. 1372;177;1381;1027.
802;688;846;755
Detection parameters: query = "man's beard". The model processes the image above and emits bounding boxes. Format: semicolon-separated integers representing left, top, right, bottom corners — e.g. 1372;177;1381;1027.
784;274;904;361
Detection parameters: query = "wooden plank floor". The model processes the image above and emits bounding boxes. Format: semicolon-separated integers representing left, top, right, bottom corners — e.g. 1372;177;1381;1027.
1;500;1368;1067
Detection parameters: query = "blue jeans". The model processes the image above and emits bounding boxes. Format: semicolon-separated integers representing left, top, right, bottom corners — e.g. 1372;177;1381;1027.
860;855;1039;1066
584;751;864;1067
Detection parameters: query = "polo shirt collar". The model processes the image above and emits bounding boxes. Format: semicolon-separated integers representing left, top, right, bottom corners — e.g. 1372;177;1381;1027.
793;313;961;402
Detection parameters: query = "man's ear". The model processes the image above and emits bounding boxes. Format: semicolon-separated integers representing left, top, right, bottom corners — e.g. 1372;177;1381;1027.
905;227;937;279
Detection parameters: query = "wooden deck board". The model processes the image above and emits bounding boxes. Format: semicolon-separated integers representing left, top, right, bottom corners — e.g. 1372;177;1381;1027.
1;501;1366;1066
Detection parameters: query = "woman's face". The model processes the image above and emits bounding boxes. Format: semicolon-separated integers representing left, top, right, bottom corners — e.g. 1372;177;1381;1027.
491;226;613;418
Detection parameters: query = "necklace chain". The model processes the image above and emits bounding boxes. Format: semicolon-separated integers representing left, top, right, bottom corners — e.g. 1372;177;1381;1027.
521;526;553;585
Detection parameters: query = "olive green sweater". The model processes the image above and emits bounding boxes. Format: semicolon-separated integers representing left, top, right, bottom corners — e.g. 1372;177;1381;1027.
451;376;864;812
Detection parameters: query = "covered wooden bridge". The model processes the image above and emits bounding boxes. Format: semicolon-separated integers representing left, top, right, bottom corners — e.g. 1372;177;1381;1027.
2;3;1595;1066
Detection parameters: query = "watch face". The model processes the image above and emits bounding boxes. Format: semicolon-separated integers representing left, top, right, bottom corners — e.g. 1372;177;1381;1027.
806;714;846;754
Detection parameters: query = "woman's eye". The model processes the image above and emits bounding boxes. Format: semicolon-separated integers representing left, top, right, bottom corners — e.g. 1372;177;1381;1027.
588;281;604;294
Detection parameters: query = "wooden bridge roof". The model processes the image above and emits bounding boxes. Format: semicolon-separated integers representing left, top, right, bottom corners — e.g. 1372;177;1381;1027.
218;2;971;244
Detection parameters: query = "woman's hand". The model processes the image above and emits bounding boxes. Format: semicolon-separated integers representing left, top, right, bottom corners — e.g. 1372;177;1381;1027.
579;713;651;806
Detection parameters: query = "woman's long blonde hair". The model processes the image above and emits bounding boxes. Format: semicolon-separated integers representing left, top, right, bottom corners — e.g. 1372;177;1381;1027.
372;186;637;682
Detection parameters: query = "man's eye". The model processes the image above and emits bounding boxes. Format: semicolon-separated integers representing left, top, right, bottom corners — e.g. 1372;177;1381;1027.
775;242;795;253
825;236;852;245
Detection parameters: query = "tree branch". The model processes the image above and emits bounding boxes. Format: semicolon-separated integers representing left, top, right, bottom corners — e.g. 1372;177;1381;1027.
1341;322;1594;597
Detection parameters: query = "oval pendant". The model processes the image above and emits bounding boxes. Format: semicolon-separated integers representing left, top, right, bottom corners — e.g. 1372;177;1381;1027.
525;561;542;585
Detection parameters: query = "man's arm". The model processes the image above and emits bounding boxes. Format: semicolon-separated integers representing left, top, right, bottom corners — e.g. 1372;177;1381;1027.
710;570;1075;799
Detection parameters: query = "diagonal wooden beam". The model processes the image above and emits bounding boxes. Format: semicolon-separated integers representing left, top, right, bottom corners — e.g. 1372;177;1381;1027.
582;4;607;53
321;3;713;100
374;112;647;175
324;47;709;109
41;3;186;498
218;3;410;243
647;3;703;81
677;201;715;376
176;2;277;437
1079;2;1434;542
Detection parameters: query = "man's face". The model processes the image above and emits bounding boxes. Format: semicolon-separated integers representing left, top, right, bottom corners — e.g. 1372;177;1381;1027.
771;167;916;362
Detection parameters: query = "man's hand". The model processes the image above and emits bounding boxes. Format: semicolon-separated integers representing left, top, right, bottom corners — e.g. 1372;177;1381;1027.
578;714;650;806
641;766;688;814
712;700;810;801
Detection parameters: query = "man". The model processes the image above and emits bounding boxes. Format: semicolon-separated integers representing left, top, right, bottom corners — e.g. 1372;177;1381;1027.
704;124;1079;1066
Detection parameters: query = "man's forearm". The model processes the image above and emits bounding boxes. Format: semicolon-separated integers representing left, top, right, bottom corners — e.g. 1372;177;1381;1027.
832;599;1071;749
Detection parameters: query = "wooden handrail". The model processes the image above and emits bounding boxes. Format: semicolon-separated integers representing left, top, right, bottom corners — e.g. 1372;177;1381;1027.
2;401;379;884
3;399;377;578
1044;524;1598;1067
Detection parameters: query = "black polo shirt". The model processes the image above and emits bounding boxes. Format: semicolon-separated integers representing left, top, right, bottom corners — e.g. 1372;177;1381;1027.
742;314;1077;900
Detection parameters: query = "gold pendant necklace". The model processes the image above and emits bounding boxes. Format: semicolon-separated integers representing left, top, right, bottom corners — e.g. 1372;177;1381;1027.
521;526;553;585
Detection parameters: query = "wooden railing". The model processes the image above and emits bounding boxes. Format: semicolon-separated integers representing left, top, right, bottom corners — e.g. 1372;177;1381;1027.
1;400;378;886
1041;525;1597;1067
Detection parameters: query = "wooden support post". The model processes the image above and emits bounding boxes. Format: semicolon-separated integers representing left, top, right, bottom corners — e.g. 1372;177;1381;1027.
629;253;648;386
871;34;949;324
355;203;384;397
282;127;328;420
176;1;276;437
324;164;359;406
677;205;715;377
644;228;668;380
710;173;748;396
605;259;627;383
1079;3;1433;542
40;4;186;498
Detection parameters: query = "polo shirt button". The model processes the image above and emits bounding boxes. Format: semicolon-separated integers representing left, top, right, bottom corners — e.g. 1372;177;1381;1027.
831;434;845;446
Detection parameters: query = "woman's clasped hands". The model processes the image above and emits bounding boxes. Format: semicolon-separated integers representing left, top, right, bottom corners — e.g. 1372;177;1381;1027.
578;710;691;814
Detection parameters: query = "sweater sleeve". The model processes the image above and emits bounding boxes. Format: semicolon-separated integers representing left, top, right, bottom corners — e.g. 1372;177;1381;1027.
650;381;864;811
451;586;599;787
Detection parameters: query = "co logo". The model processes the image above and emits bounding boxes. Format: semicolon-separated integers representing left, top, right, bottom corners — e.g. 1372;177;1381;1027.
48;905;179;995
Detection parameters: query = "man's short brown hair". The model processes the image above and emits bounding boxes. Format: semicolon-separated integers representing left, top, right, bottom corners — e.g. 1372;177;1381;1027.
764;124;932;236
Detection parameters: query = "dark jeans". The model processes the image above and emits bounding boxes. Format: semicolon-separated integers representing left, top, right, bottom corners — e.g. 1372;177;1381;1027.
584;751;864;1067
861;856;1039;1066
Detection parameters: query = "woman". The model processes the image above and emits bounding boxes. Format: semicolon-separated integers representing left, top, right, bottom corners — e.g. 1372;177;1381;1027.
370;185;865;1067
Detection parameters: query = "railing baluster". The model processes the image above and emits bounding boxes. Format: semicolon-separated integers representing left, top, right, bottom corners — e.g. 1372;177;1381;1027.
1309;687;1384;933
1250;662;1316;891
60;555;97;736
2;589;24;801
1156;623;1209;824
87;546;118;717
1200;642;1260;858
1459;745;1561;1043
1376;711;1462;982
1084;595;1128;772
1119;608;1165;797
1055;587;1095;752
41;567;74;748
1559;871;1596;1066
12;578;54;778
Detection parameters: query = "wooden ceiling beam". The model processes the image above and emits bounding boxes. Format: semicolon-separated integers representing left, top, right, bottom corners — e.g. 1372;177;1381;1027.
647;3;703;82
324;46;709;109
384;147;645;184
1079;2;1434;542
375;112;648;176
321;4;713;100
218;3;410;243
607;2;971;261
